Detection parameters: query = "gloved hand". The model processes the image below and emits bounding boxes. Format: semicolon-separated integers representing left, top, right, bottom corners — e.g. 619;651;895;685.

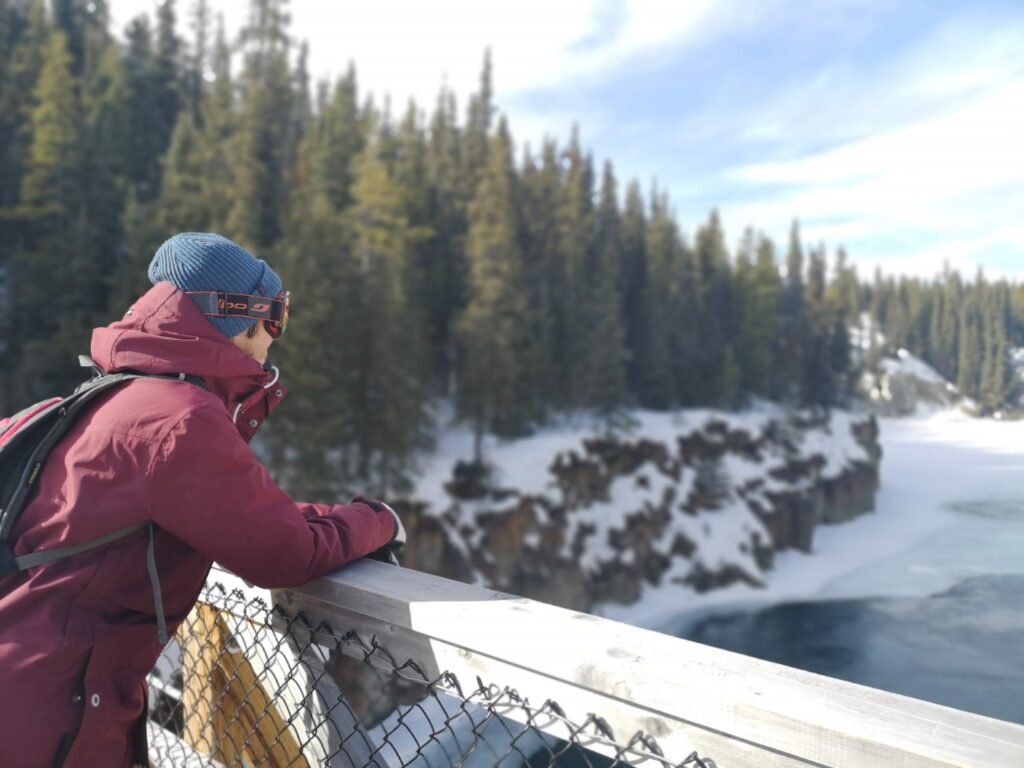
352;495;406;566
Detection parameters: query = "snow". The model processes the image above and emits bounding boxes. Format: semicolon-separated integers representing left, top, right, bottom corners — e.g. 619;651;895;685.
602;409;1024;633
879;353;948;386
794;410;871;479
858;344;960;416
688;496;764;573
411;404;880;609
560;466;678;571
849;313;885;351
415;402;842;515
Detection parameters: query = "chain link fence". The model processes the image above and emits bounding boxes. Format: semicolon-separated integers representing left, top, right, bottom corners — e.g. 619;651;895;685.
146;580;714;768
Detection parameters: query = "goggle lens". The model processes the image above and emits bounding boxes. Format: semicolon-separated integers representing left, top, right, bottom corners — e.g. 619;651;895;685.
264;292;289;339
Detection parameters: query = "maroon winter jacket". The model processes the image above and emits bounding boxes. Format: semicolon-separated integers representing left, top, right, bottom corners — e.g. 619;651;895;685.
0;282;396;767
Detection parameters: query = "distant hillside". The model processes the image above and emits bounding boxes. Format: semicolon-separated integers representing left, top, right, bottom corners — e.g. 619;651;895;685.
854;319;1024;418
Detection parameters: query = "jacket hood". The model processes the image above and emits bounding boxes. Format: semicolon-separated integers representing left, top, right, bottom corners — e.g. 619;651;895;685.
91;282;286;435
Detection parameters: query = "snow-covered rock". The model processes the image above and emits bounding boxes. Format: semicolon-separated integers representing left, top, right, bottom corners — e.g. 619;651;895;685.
860;348;959;416
394;409;881;613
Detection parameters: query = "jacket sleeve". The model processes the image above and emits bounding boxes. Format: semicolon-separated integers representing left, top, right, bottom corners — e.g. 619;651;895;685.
145;404;396;588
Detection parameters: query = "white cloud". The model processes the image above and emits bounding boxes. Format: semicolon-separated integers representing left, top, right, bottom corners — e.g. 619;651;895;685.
112;0;719;114
734;79;1024;202
711;15;1024;279
722;76;1024;267
730;16;1024;152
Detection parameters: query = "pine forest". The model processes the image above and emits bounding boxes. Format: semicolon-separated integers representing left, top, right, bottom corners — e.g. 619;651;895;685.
1;0;1022;498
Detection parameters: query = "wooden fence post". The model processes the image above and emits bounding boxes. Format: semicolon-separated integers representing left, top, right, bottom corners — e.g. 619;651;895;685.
181;603;234;762
180;602;309;767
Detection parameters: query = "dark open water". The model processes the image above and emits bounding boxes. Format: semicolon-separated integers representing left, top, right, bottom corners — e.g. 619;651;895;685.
683;574;1024;725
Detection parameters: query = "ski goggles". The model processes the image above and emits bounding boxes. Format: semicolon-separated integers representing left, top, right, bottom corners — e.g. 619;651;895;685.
188;290;290;338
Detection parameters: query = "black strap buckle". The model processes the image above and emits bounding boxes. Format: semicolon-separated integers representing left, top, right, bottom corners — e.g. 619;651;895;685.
0;541;19;580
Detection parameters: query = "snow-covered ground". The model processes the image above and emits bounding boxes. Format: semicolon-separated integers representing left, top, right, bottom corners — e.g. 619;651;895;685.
604;409;1024;633
413;403;790;508
411;403;872;592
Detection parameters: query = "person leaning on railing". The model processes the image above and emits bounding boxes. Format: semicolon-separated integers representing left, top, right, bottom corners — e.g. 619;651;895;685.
0;232;406;768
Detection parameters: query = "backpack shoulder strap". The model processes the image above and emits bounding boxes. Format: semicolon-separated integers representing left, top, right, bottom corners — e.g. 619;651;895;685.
0;373;154;543
9;520;168;644
10;522;148;570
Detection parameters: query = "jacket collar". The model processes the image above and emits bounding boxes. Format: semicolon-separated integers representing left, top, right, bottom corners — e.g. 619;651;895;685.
91;282;287;439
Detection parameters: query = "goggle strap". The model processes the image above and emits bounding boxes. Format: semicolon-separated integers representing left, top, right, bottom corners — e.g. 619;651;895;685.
186;291;285;323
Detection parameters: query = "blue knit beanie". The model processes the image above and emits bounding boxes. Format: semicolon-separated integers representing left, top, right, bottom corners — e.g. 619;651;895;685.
148;232;284;338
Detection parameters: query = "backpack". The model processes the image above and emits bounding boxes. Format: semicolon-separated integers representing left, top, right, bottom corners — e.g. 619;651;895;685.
0;357;194;644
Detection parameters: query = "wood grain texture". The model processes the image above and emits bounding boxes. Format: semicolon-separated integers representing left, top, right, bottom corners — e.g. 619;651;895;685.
179;596;309;768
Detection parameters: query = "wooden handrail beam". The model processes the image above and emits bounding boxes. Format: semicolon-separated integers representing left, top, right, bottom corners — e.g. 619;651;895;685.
263;560;1024;768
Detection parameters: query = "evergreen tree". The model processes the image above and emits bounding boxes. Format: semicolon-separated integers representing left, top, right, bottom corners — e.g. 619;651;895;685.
731;227;774;400
926;277;945;373
54;0;110;77
114;188;159;310
554;127;596;408
1010;284;1024;346
518;139;559;407
183;0;211;118
802;246;834;407
346;135;430;491
158;111;211;230
462;48;493;194
314;63;362;211
672;224;701;406
268;194;357;496
586;161;629;422
422;86;465;393
196;17;235;226
829;310;853;405
751;234;783;398
122;16;162;198
979;286;1014;411
0;0;48;210
290;40;311;150
957;291;983;398
780;219;806;402
79;38;130;314
457;119;539;455
154;0;182;153
638;189;682;408
720;344;741;408
693;209;731;403
267;118;362;496
10;31;95;403
827;247;860;320
19;32;80;218
619;180;648;402
390;101;434;388
938;270;963;381
520;139;561;405
227;0;295;249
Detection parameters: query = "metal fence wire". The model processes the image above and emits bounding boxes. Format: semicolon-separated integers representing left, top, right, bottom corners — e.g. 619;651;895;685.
146;581;714;768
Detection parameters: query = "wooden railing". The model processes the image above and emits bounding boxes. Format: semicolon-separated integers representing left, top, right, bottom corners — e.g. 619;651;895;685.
151;561;1024;767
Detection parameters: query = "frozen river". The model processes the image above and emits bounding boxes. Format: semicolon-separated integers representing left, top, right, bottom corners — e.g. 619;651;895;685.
670;411;1024;724
687;571;1024;724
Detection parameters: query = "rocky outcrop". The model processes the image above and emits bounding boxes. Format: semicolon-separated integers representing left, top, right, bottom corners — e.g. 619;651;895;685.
396;410;881;613
860;351;958;416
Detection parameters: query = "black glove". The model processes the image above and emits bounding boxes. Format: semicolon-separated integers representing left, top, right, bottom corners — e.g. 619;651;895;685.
352;495;406;566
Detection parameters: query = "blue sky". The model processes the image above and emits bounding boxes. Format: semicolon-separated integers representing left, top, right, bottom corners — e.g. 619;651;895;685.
112;0;1024;279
